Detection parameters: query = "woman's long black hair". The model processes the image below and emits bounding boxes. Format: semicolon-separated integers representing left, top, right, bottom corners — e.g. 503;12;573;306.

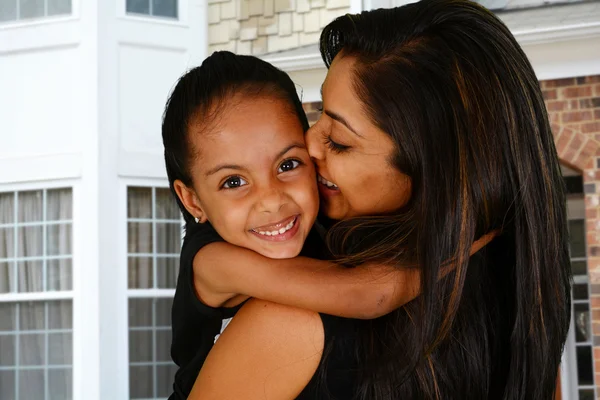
321;0;572;398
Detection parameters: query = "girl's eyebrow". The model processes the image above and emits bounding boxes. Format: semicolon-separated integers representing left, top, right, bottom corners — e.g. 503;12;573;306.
205;164;245;177
276;143;306;160
204;143;306;177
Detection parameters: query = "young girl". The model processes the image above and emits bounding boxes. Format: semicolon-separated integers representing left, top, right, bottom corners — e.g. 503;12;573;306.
162;51;494;399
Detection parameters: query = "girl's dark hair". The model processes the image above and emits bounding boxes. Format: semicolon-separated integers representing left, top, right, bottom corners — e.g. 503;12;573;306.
320;0;571;398
161;51;309;223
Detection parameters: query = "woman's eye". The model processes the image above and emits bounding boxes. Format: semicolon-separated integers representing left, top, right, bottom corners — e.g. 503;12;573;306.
325;135;351;153
278;159;301;173
221;176;248;189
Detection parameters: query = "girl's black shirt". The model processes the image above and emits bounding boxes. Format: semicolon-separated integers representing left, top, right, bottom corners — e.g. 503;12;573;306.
169;221;359;400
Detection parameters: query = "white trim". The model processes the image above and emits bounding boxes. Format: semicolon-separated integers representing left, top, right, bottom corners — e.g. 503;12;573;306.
0;153;81;185
262;49;322;72
262;17;600;77
0;178;79;193
0;291;74;302
127;289;176;298
120;177;169;189
350;0;363;14
513;22;600;45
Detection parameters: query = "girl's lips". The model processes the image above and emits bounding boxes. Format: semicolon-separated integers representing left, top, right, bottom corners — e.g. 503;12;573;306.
250;216;301;242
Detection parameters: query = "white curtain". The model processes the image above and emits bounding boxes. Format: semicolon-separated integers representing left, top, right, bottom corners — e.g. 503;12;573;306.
0;189;73;400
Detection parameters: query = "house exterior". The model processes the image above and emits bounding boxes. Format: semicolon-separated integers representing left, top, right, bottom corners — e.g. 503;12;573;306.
0;0;599;399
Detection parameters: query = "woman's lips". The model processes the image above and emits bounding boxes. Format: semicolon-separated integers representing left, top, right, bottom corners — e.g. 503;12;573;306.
317;174;340;198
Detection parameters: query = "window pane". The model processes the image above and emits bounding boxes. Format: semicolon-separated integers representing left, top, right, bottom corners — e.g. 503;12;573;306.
0;192;14;223
577;346;594;385
47;259;72;291
575;303;590;342
128;257;153;289
573;283;589;300
0;303;16;330
572;260;587;276
127;0;150;15
569;219;586;258
157;364;178;398
48;368;72;400
128;187;152;218
0;335;16;366
156;298;172;326
46;188;72;221
157;257;178;289
0;227;15;259
20;301;45;330
156;329;171;361
17;260;43;293
48;300;72;330
129;365;153;398
0;228;15;259
128;223;153;253
580;389;595;400
48;332;72;365
17;226;43;257
47;223;72;256
0;261;14;293
48;0;72;16
19;369;44;399
153;0;177;18
129;298;152;327
156;223;180;254
17;190;42;222
19;334;45;365
156;188;179;219
129;330;153;362
0;370;15;400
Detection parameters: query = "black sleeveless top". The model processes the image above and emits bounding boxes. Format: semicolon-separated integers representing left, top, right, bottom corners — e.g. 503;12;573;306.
169;222;359;399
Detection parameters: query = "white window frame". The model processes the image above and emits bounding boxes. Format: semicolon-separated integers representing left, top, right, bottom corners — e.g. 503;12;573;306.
0;0;78;30
0;178;80;400
118;0;188;26
118;178;180;400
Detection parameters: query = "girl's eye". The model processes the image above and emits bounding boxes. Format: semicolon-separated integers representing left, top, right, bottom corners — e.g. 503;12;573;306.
278;159;301;173
221;176;248;189
324;135;351;154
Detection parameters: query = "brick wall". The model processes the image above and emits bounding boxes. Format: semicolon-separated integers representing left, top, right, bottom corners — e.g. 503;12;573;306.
207;0;351;56
542;75;600;394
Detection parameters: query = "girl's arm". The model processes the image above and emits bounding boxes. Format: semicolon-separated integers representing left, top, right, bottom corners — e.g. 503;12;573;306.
188;298;323;399
194;231;497;319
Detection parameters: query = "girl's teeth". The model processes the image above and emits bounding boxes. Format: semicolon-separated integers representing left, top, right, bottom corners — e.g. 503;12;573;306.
256;218;296;236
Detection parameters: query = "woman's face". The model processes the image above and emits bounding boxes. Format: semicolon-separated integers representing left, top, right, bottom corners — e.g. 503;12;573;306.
306;55;411;220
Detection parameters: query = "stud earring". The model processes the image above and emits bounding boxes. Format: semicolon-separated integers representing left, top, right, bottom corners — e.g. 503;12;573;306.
194;217;200;223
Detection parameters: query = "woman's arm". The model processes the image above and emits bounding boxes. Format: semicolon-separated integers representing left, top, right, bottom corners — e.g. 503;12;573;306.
195;232;498;319
188;298;323;400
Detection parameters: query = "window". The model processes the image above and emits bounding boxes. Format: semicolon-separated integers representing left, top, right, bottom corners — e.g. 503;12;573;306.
0;188;73;400
127;186;181;399
0;0;72;24
564;171;596;400
126;0;178;19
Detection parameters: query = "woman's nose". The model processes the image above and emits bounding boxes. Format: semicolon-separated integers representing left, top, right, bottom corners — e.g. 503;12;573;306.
305;124;324;161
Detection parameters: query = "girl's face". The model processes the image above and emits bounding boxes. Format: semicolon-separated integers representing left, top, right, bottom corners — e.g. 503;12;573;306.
306;55;411;220
178;94;319;259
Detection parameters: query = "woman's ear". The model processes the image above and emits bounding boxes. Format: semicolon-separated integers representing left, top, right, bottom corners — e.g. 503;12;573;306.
173;180;208;223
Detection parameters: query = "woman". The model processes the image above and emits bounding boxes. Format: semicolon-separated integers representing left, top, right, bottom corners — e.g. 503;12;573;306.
190;0;571;398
